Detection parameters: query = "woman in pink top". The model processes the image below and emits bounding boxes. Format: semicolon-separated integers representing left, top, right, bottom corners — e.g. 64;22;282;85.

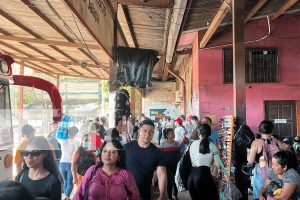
73;140;140;200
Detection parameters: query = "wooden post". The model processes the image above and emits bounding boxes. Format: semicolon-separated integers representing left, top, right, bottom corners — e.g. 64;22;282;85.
232;1;248;200
232;0;246;123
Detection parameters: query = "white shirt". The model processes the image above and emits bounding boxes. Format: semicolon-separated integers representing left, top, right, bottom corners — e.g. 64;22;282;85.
58;138;80;163
174;126;185;142
189;140;213;167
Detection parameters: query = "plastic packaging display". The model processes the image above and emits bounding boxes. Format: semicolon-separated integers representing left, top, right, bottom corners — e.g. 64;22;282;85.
56;115;72;140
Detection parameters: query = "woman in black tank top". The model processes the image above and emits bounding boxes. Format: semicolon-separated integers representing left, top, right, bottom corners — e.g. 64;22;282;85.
71;135;97;190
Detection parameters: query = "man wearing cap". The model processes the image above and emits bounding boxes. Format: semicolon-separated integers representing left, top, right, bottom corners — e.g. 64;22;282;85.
14;124;36;174
124;119;167;200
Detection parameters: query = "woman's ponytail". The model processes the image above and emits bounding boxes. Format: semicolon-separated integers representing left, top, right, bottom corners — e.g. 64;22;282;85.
199;124;211;154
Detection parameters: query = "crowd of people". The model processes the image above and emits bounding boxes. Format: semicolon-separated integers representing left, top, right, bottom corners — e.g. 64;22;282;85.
1;114;300;200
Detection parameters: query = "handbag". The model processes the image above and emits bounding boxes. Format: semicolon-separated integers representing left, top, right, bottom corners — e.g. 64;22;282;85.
179;144;192;189
175;143;192;191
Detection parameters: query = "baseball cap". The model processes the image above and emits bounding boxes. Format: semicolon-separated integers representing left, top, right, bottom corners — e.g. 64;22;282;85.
21;124;35;135
174;117;183;123
282;138;292;145
293;136;300;143
187;114;193;121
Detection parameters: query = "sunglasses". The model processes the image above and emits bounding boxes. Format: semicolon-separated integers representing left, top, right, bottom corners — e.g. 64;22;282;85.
21;150;42;157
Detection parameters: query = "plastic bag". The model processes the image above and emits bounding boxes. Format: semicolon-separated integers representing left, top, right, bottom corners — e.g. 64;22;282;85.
218;179;242;200
56;115;72;140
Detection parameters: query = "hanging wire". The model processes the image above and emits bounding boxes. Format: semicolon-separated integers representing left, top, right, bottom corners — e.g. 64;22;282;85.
44;0;107;78
201;15;271;50
71;13;106;78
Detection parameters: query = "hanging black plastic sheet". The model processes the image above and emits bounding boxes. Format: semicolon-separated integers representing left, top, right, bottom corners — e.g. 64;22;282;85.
116;47;158;88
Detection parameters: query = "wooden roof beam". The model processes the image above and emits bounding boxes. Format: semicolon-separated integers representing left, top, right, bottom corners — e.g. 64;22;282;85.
0;35;102;50
0;9;84;77
0;41;65;74
244;0;268;23
200;0;232;48
11;56;105;69
117;0;174;8
14;60;58;78
0;40;85;76
21;0;105;78
271;0;298;20
118;4;138;48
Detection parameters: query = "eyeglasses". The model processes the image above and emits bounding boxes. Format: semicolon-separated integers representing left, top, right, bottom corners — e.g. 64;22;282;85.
102;149;123;154
21;150;42;157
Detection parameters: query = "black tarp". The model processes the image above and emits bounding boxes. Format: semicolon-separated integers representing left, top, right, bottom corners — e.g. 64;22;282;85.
116;47;158;88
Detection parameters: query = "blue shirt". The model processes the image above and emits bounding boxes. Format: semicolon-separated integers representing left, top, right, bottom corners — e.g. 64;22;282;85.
210;131;219;145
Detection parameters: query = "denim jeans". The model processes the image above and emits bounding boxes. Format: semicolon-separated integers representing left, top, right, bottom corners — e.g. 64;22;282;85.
59;162;73;196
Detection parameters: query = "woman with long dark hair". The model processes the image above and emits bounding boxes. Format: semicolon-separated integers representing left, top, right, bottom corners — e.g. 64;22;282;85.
71;134;97;191
247;120;284;200
15;136;61;200
73;140;140;200
188;124;220;200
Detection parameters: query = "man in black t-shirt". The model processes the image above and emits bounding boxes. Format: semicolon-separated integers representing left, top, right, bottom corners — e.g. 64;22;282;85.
124;119;167;200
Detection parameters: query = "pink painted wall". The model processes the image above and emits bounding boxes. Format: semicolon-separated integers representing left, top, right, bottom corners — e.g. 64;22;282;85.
195;14;300;133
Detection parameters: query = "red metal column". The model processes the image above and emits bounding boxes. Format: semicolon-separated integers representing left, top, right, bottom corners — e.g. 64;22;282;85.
19;63;24;126
139;90;143;114
130;87;135;114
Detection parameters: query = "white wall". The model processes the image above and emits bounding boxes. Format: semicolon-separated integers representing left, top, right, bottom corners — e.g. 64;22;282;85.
143;82;179;119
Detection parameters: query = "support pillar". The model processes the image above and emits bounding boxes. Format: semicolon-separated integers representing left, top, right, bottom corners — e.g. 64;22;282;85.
233;0;246;123
232;0;248;199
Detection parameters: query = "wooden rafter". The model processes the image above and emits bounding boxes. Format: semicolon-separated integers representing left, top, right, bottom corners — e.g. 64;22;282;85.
0;41;68;75
200;0;232;48
271;0;298;20
244;0;268;23
0;9;84;77
14;60;58;78
11;55;105;69
20;0;105;78
0;39;75;76
118;4;138;48
117;0;174;8
0;35;102;50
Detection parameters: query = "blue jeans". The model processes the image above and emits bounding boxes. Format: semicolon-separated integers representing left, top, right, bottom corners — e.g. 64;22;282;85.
59;162;73;196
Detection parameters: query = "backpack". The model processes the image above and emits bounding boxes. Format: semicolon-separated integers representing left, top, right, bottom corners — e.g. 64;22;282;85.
258;138;279;179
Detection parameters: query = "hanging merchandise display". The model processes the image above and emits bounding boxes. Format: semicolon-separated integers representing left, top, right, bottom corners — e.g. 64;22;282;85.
218;115;242;200
219;115;235;178
56;115;72;140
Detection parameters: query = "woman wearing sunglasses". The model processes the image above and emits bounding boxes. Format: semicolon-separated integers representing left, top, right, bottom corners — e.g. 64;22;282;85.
15;136;61;200
73;140;140;200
